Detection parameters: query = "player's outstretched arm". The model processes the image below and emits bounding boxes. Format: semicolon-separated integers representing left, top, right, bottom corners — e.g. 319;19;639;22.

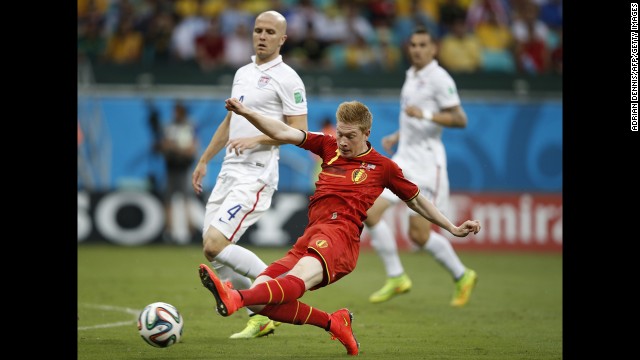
192;112;231;194
406;194;481;237
226;114;308;155
225;97;305;145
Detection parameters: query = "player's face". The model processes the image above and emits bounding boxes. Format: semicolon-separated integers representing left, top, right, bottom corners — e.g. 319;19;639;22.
335;122;370;158
253;15;286;64
408;33;435;68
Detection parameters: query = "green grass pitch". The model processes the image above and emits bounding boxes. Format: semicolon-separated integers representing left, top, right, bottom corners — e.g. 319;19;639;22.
78;244;562;359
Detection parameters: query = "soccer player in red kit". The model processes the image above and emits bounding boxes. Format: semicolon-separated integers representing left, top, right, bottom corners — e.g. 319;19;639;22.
198;99;481;356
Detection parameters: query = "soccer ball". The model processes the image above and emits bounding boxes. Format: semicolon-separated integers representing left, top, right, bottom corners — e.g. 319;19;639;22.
137;302;184;348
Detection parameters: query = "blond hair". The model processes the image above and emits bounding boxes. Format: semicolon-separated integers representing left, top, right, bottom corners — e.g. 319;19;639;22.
336;101;372;133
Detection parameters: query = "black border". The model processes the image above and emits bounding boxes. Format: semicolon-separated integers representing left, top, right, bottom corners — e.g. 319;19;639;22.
563;1;638;358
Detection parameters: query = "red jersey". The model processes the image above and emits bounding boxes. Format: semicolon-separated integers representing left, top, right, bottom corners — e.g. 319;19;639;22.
299;131;420;234
262;131;421;287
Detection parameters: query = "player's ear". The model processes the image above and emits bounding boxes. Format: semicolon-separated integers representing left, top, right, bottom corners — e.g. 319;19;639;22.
280;34;287;47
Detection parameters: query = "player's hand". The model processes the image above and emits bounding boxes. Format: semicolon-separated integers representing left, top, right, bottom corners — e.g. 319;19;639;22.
225;98;245;115
450;220;481;237
191;162;207;195
405;106;432;121
227;136;260;155
381;133;399;155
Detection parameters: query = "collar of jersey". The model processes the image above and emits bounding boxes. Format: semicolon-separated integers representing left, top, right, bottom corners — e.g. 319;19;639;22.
408;59;438;78
251;55;283;71
354;141;373;158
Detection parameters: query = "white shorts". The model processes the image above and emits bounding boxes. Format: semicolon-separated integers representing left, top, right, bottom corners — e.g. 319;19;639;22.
380;163;450;217
203;175;275;243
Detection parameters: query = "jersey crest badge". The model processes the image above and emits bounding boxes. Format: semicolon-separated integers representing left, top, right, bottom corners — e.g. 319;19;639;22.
258;75;271;88
351;169;367;184
316;239;328;248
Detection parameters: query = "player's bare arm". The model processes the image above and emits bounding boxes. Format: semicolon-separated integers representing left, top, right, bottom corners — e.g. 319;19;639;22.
405;194;480;237
192;112;231;194
225;97;305;145
227;114;307;155
405;105;467;128
381;131;399;155
432;105;467;128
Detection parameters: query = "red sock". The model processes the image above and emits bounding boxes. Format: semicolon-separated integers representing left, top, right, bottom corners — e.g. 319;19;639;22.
238;275;306;306
259;301;330;329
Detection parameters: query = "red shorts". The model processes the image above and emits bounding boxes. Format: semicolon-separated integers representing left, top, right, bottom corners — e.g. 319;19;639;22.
261;221;361;290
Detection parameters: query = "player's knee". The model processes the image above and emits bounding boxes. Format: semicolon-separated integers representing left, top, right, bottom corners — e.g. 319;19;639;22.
366;198;391;226
409;228;430;247
202;229;229;260
364;213;381;227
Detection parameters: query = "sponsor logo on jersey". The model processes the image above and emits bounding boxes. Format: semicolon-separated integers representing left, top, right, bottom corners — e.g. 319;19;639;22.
316;239;328;248
294;91;304;104
351;169;367;184
258;75;271;88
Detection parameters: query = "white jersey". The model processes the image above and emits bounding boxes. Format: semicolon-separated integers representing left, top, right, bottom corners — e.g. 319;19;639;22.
393;60;460;188
220;55;307;189
379;60;460;214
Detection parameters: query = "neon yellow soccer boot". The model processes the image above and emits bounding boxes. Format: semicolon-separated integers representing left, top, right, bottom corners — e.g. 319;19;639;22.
229;314;280;339
369;273;413;303
450;268;478;307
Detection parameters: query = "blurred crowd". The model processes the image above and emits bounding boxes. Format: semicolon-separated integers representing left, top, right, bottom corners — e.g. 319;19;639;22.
77;0;562;75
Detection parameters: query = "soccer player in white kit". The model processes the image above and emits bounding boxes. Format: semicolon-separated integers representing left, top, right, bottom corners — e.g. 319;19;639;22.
191;11;308;338
364;26;478;307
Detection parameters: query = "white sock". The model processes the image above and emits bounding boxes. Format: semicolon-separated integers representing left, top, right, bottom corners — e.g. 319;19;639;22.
212;260;253;290
212;260;256;317
214;244;268;279
369;221;405;277
423;231;466;280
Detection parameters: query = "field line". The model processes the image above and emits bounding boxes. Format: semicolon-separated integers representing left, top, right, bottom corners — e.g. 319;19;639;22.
78;303;141;331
